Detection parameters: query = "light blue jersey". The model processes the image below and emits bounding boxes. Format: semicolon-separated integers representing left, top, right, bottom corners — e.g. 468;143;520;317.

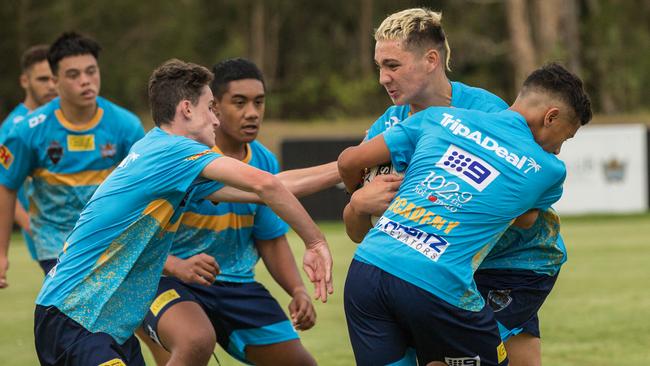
365;81;509;140
356;108;566;311
36;127;223;344
0;97;144;260
1;103;36;259
479;208;566;276
366;81;568;277
171;141;288;283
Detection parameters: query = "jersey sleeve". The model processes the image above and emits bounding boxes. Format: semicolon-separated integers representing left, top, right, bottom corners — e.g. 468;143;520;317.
533;172;566;210
169;139;224;195
0;126;35;190
365;111;390;141
382;114;421;173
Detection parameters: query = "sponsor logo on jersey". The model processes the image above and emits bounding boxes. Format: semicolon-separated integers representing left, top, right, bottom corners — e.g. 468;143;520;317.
439;113;541;173
444;356;481;366
0;145;14;169
118;152;140;168
12;115;25;124
375;216;449;262
186;149;213;161
67;134;95;151
100;143;116;158
150;289;181;316
387;196;460;234
486;289;512;312
497;342;507;363
28;114;46;128
414;170;474;213
47;141;63;164
436;145;500;192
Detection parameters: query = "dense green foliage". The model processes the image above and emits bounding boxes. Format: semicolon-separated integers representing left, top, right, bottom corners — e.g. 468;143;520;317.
1;0;649;119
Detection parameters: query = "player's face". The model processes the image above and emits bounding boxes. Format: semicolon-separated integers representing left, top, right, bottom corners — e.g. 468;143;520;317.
375;40;431;106
214;79;265;144
187;86;220;147
53;54;100;109
21;61;56;106
534;109;581;154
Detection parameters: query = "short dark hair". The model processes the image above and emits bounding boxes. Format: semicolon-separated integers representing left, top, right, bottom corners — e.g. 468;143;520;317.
148;59;213;126
47;31;101;74
522;63;592;125
20;45;50;72
210;58;265;99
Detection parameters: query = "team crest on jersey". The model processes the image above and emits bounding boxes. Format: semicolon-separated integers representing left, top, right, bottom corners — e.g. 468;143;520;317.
444;356;481;366
47;141;63;164
101;142;116;158
436;145;500;192
0;145;14;169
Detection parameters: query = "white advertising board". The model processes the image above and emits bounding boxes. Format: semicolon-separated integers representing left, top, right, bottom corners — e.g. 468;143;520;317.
554;124;648;215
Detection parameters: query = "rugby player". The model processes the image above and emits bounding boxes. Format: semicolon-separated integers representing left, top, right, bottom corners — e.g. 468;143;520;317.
34;59;333;366
0;32;144;285
0;44;56;264
338;63;591;365
343;8;573;365
139;58;335;365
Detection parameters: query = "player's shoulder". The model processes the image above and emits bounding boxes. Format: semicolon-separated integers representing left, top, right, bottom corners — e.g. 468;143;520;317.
10;99;59;137
249;140;279;172
451;81;508;112
97;96;142;127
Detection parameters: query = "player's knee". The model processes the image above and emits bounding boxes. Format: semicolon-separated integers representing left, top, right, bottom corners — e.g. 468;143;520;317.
170;327;216;361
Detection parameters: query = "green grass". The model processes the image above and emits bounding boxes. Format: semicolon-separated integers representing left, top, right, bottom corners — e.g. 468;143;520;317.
1;215;649;365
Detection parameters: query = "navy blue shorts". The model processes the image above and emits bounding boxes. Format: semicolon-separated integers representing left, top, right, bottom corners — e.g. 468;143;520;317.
39;258;57;275
34;305;145;366
142;276;298;363
475;268;559;340
344;260;508;366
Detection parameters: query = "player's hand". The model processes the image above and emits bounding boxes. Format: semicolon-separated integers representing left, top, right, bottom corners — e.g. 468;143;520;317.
171;253;219;286
0;256;9;289
351;174;403;216
288;288;316;331
302;239;333;303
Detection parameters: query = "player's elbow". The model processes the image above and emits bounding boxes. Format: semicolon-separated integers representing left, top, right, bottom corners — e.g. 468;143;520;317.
251;171;283;195
338;146;360;178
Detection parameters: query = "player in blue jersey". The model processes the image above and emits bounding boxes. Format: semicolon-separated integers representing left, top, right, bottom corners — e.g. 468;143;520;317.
0;32;144;287
0;45;57;264
342;8;576;365
33;59;333;366
338;64;592;366
138;59;338;365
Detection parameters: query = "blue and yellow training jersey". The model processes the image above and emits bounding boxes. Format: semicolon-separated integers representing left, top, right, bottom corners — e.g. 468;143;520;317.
36;127;223;344
0;97;144;261
171;141;289;283
1;103;37;259
356;108;566;311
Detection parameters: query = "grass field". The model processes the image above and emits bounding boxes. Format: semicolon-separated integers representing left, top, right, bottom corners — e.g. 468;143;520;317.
1;214;650;365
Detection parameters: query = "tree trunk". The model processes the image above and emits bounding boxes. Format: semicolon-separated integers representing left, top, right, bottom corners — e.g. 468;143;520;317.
534;0;561;61
250;0;265;72
359;0;373;76
562;0;582;75
506;0;537;91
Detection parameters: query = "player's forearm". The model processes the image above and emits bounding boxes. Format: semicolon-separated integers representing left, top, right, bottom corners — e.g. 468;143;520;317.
14;201;30;234
207;186;262;204
0;186;17;257
276;161;341;198
337;147;365;193
257;237;306;296
343;203;372;243
256;177;325;248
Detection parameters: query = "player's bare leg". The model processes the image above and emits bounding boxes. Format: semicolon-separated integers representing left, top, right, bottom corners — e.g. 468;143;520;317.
246;339;317;366
426;362;447;366
158;301;216;366
505;333;541;366
135;327;170;366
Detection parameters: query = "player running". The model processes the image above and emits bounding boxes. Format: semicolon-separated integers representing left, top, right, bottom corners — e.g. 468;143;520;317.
0;32;144;284
338;63;591;365
34;59;333;366
0;44;57;265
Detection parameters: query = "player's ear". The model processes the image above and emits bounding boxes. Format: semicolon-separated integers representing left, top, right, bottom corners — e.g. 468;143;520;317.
543;107;560;128
19;73;29;89
424;48;440;72
179;100;193;120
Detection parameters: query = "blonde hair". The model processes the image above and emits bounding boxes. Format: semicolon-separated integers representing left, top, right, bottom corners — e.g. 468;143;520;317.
374;8;451;71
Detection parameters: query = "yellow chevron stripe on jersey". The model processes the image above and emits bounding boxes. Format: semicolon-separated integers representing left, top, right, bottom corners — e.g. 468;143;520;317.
55;108;104;132
32;168;114;186
143;199;175;227
181;211;254;231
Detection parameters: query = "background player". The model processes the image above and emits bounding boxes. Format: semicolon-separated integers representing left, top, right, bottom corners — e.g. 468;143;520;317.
343;8;572;364
140;58;322;365
0;44;57;265
0;32;144;286
338;63;591;366
34;59;333;366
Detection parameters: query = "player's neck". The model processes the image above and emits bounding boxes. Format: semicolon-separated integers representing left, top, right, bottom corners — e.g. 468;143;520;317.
59;98;98;125
409;76;452;113
22;95;39;111
214;133;247;161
